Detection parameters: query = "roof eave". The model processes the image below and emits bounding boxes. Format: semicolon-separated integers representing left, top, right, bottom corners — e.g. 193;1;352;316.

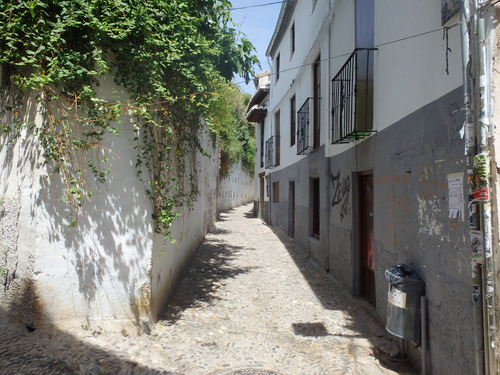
265;0;297;59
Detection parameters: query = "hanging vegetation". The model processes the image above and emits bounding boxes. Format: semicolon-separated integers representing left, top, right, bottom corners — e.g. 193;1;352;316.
0;0;258;235
206;82;254;176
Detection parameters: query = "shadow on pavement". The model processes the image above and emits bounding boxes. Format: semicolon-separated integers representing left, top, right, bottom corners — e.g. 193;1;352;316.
160;228;257;324
0;307;166;374
266;221;416;375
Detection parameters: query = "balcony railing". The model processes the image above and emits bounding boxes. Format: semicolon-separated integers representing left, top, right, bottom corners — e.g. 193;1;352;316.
297;97;320;155
331;48;377;144
265;136;279;169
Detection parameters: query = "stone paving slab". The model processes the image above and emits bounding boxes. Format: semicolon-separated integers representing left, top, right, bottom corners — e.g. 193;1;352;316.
0;204;416;375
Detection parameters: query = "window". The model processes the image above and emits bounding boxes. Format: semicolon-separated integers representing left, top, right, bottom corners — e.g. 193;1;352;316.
290;95;296;146
313;55;321;148
273;181;280;202
311;177;320;238
442;0;460;25
290;23;295;57
276;53;280;82
275;110;281;166
260;122;264;168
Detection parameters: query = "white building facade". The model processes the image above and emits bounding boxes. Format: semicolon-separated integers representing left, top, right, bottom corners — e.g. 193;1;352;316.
250;1;500;374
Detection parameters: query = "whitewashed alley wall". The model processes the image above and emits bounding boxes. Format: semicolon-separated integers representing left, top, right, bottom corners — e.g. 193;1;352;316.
218;160;254;212
0;78;219;334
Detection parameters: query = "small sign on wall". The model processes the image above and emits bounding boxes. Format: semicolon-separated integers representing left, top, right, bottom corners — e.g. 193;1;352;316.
388;286;407;309
442;0;460;25
470;230;484;264
447;172;464;220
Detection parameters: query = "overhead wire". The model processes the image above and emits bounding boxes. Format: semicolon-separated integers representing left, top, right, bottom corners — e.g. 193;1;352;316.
229;1;289;11
233;22;460;87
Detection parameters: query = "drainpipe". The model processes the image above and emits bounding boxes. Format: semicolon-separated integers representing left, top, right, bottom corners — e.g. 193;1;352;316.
325;0;333;273
477;12;496;374
464;0;497;373
461;4;485;375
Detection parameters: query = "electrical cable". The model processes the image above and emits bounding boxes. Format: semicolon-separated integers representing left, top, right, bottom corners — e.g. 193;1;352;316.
229;1;289;11
234;22;460;86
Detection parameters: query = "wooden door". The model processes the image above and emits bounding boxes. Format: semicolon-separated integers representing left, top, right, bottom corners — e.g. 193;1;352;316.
359;173;375;305
289;181;295;237
259;172;265;219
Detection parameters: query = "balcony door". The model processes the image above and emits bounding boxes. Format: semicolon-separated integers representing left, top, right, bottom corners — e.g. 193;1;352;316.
275;111;280;166
313;55;321;149
289;181;295;237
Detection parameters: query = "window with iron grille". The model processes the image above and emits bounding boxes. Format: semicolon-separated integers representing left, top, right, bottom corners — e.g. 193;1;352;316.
276;53;280;83
331;48;376;144
275;110;280;166
297;97;320;155
260;122;264;168
265;136;280;169
290;95;296;147
313;56;321;148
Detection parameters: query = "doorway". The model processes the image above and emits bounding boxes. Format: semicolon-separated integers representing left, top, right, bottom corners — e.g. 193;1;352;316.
358;172;375;305
259;172;265;219
289;181;295;237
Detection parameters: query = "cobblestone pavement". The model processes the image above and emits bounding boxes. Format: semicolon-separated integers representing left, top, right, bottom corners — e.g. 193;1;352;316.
0;204;416;375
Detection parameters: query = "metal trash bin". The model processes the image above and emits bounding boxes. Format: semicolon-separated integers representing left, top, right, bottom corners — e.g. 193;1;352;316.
385;264;425;341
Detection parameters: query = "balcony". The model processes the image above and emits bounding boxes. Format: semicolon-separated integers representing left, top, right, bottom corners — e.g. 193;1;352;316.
265;136;280;169
331;48;377;144
297;97;320;155
246;105;267;123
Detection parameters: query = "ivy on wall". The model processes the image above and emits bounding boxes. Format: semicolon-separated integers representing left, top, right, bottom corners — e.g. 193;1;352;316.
206;83;254;176
0;0;257;235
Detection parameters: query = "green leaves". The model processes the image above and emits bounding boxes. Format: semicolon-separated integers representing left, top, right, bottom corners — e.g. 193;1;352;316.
206;81;255;175
0;0;258;235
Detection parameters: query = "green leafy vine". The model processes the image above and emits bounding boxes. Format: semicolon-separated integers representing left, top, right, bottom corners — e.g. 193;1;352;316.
0;0;257;237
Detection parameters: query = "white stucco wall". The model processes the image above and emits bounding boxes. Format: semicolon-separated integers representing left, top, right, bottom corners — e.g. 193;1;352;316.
33;122;154;333
265;0;463;163
151;127;218;321
217;160;254;212
373;0;463;131
267;0;334;170
0;78;220;333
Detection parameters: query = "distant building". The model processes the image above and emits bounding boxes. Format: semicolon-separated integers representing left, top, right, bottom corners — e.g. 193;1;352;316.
246;70;271;220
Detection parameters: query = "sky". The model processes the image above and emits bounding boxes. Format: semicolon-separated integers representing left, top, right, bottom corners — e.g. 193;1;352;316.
230;0;282;94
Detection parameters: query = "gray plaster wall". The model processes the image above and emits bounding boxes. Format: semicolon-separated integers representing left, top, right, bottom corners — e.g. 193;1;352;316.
267;147;328;265
266;86;476;375
369;86;474;375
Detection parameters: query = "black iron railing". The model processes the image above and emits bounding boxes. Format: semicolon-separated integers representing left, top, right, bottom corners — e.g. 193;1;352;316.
297;97;320;155
265;136;279;169
331;48;377;144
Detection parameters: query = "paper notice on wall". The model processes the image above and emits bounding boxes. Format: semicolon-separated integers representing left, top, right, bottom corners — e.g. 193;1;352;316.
448;172;464;220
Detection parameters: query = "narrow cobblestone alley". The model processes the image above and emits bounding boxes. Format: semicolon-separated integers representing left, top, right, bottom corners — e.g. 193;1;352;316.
0;203;417;375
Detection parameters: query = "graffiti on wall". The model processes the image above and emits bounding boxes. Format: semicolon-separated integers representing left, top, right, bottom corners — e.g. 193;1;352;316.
331;171;350;221
447;102;464;152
